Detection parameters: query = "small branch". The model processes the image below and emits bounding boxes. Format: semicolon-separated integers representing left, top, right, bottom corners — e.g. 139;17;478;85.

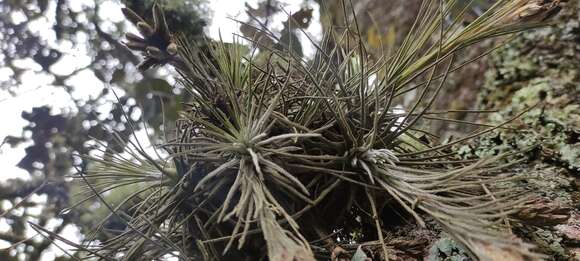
366;189;389;261
0;232;28;245
0;180;47;219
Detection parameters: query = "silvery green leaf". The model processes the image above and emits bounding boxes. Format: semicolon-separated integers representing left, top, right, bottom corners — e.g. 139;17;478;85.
351;246;368;261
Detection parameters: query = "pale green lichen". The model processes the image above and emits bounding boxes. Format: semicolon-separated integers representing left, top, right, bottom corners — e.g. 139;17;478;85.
427;235;470;261
474;2;580;172
560;145;579;171
467;2;579;259
529;228;568;260
524;165;575;205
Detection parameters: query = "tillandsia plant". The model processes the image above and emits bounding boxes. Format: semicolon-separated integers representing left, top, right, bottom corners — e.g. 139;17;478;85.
51;0;566;260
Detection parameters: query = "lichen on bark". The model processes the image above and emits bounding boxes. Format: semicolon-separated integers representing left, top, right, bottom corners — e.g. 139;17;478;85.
461;1;580;259
475;1;579;173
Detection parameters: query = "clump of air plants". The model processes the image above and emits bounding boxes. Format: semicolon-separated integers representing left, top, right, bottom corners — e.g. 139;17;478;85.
62;0;566;260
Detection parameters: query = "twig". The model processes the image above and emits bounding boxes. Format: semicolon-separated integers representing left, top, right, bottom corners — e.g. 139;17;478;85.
366;188;389;261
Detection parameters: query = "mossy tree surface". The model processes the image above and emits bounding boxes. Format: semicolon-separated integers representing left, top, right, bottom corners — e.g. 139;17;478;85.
462;1;579;259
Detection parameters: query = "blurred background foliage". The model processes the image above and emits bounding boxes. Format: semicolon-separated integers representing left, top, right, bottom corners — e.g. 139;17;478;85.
0;0;578;260
0;0;207;259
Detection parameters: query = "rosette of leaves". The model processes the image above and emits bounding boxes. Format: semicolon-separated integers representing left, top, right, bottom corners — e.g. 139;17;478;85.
55;0;565;260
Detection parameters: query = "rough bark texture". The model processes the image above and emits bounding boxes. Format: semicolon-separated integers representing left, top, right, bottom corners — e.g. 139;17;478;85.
319;0;579;259
432;1;579;259
471;1;579;259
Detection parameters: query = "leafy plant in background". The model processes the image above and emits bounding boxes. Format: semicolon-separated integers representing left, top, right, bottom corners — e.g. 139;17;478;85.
0;0;206;259
37;0;567;260
239;0;314;57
